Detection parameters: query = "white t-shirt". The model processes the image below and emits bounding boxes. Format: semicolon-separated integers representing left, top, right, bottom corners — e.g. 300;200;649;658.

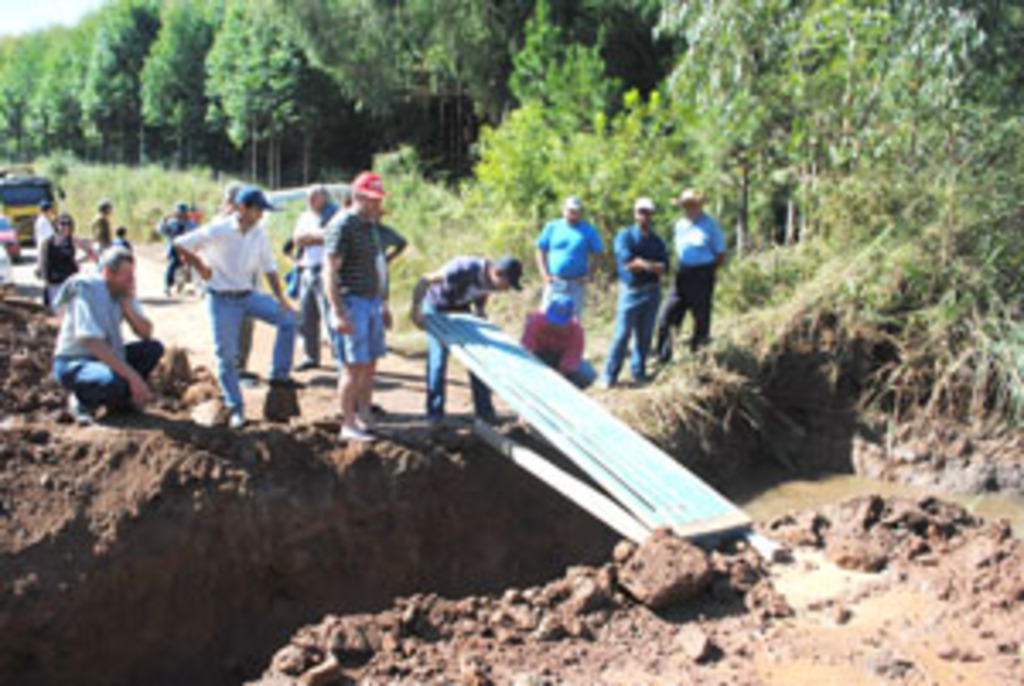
292;210;325;269
34;214;55;248
174;216;277;292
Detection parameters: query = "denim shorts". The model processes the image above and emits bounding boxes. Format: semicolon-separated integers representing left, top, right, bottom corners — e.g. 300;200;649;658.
334;296;386;365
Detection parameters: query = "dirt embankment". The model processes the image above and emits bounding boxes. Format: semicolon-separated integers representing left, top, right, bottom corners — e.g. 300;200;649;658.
648;313;1024;498
0;300;617;686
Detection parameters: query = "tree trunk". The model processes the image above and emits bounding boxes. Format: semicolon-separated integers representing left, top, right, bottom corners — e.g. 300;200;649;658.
785;194;798;246
736;161;750;258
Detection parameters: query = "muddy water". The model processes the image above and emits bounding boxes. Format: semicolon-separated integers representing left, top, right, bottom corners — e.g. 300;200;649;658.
739;473;1024;538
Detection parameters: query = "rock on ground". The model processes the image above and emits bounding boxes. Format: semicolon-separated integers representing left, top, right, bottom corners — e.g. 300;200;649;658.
616;527;713;609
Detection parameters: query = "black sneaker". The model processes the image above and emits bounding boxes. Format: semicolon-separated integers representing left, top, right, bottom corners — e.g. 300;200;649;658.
295;360;320;372
68;395;96;426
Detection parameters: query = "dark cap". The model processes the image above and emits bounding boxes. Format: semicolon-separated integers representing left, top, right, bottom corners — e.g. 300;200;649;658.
175;201;189;214
236;186;277;212
495;256;523;291
39;200;54;211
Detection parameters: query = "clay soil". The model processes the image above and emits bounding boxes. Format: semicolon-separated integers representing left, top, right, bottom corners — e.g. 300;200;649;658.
2;251;1024;685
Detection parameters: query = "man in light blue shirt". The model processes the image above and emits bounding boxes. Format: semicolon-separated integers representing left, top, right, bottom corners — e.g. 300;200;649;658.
655;189;727;361
535;196;603;320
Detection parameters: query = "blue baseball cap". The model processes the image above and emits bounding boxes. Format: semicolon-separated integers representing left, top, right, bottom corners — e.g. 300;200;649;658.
39;200;54;211
236;186;277;211
545;294;575;326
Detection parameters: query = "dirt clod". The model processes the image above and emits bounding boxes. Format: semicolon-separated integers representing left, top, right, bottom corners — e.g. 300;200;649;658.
616;528;713;609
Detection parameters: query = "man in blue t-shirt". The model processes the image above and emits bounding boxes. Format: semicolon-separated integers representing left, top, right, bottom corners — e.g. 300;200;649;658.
601;197;669;387
655;189;727;361
535;196;603;320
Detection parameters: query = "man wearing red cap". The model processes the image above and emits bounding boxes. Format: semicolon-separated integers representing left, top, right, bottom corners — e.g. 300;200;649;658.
325;172;393;442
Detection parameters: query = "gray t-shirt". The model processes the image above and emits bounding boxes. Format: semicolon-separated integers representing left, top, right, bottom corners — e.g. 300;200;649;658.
54;275;141;360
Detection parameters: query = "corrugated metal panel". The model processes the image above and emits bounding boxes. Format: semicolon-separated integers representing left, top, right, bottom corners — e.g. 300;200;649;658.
426;312;751;542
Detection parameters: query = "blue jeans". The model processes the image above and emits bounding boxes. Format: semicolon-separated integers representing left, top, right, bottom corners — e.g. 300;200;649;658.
209;291;297;412
542;279;587;321
337;295;386;365
423;302;495;421
566;360;598;389
54;340;165;412
164;247;183;291
603;284;662;384
298;266;333;365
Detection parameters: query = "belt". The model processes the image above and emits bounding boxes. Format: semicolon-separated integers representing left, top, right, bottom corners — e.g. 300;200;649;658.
210;289;252;298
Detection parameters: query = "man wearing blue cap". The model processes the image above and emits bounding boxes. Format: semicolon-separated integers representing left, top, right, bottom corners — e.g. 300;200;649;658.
158;201;196;297
602;197;670;387
411;255;524;425
174;186;298;429
536;196;603;321
521;294;596;389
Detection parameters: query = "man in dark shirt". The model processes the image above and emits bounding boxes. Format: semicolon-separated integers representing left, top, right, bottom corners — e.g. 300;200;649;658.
325;172;391;442
411;255;523;425
91;199;114;251
601;197;669;387
159;202;196;296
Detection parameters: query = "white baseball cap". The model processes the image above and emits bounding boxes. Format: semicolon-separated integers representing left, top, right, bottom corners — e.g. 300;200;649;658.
634;197;656;212
563;196;583;212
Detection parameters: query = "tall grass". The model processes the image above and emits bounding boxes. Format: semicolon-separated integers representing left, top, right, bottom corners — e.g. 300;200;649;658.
34;154;233;242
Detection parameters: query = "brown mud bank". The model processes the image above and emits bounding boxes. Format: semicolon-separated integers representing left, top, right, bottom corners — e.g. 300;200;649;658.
254;495;1024;685
646;313;1024;499
0;418;615;686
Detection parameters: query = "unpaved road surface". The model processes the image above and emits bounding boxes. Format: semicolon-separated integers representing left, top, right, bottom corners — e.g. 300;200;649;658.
10;244;483;429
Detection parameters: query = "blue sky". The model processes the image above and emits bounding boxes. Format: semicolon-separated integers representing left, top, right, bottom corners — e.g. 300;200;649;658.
0;0;107;37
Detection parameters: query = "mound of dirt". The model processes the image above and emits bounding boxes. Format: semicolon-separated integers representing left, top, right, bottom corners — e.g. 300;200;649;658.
0;300;65;418
252;496;1024;686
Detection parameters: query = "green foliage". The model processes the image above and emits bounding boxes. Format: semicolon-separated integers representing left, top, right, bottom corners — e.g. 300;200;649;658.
80;0;162;161
141;0;218;165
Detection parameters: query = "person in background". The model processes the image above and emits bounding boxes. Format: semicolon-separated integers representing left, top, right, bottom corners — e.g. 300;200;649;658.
38;213;96;312
34;200;58;307
113;227;133;253
292;185;340;371
159;202;196;296
91;199;114;252
52;247;164;425
324;173;393;442
655;189;727;362
535;196;603;321
411;254;524;426
601;197;670;388
174;186;299;429
521;294;596;389
34;200;56;249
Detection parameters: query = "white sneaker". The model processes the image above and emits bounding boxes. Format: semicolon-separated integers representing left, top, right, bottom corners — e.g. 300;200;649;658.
355;413;375;431
228;412;246;430
339;424;374;443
